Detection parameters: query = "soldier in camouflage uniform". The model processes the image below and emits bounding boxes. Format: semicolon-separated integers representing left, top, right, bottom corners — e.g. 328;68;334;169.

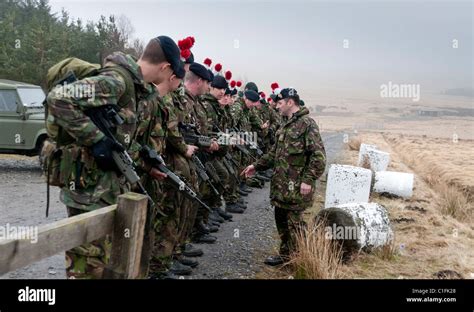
218;87;247;211
157;83;203;274
46;36;184;278
201;75;245;214
182;63;223;243
253;95;279;181
242;88;326;266
254;95;272;153
235;89;269;188
129;86;171;279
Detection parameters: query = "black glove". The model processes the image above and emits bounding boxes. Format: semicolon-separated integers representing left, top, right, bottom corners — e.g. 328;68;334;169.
91;136;122;171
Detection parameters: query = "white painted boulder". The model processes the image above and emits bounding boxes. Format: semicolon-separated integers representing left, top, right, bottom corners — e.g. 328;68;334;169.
373;171;414;198
317;202;393;253
357;143;378;167
325;165;372;208
365;148;391;172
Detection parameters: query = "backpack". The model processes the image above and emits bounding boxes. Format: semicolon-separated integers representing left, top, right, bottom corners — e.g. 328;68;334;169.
41;57;137;215
43;57;136;142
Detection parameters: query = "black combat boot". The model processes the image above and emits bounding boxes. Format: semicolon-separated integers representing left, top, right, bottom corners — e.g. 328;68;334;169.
196;220;210;234
176;256;199;268
194;233;217;244
208;219;221;227
264;255;289;266
225;203;245;214
238;198;248;205
158;271;180;280
240;183;253;193
207;222;219;233
237;189;249;196
215;207;233;221
236;201;247;209
209;211;225;223
169;261;193;275
182;243;203;257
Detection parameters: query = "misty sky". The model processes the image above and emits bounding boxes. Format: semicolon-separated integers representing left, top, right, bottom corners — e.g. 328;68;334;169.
49;0;473;98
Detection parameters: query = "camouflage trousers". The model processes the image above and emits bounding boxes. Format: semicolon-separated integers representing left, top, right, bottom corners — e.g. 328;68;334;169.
221;158;240;204
274;206;306;256
180;162;199;245
149;183;182;274
150;154;198;274
213;157;240;204
65;206;111;279
197;157;226;210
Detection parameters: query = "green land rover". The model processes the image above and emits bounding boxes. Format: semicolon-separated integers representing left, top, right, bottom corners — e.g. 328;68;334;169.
0;79;47;156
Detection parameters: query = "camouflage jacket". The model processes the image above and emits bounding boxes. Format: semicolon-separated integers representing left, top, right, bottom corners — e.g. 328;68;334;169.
254;107;326;210
47;52;156;210
161;86;198;190
162;86;188;157
223;105;236;129
201;93;230;156
229;97;244;124
269;106;282;132
130;91;169;206
185;89;209;135
233;101;257;133
201;93;226;132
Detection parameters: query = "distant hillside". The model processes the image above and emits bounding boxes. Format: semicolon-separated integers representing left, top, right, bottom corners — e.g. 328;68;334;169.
443;88;474;98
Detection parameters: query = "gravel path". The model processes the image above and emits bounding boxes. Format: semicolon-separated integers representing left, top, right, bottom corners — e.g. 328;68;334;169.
188;132;345;279
0;132;344;279
0;156;66;279
190;182;276;279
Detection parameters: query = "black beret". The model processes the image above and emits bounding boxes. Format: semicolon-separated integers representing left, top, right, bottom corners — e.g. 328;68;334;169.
231;88;238;96
185;52;194;64
208;69;214;82
269;93;278;102
244;90;259;102
155;35;185;79
211;75;228;89
299;99;305;106
245;82;258;92
238;91;243;97
225;88;232;95
276;88;299;102
189;62;211;81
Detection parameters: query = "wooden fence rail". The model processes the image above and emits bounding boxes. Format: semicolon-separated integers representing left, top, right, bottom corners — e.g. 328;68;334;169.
0;192;148;279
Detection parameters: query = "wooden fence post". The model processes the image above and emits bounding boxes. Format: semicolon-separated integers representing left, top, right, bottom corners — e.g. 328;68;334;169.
103;192;148;279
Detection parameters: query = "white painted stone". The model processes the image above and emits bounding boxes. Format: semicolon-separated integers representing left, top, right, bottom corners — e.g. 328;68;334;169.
319;202;393;251
357;143;378;167
325;165;372;208
365;148;390;172
373;171;414;198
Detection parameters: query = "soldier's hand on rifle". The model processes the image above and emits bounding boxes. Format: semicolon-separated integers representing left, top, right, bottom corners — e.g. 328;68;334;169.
149;167;167;181
186;145;199;158
207;140;219;152
300;182;312;195
91;136;121;171
241;165;256;178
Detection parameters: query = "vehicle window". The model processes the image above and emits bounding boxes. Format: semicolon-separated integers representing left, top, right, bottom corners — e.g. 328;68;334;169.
17;87;45;108
0;90;19;112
